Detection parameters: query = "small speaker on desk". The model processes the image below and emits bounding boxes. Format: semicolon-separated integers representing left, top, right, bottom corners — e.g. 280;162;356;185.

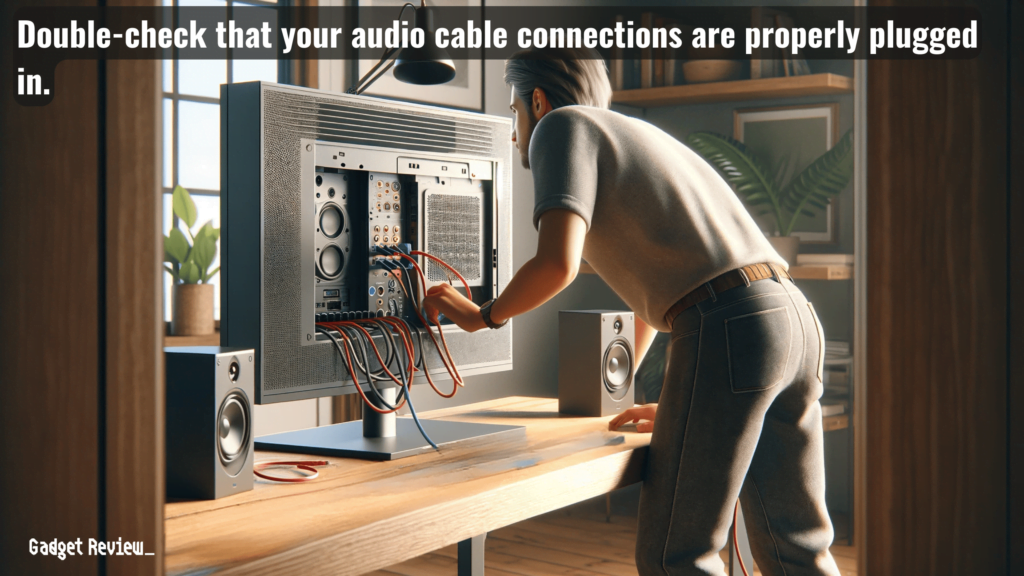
165;347;255;500
558;311;635;416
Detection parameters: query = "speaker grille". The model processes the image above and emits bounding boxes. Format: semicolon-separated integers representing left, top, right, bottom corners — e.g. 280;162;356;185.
217;389;251;477
426;194;482;284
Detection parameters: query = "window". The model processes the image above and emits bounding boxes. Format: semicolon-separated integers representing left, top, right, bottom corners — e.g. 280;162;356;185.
162;0;279;322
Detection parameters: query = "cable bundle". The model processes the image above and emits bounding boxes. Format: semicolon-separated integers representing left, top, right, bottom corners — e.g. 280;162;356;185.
315;246;475;451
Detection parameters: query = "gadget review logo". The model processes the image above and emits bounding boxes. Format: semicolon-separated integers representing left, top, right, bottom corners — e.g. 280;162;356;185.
28;537;154;560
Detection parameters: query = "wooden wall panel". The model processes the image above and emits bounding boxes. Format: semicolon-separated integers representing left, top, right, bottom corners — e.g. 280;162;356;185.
0;15;101;576
1;2;164;574
1010;0;1024;572
866;1;1009;573
104;51;164;576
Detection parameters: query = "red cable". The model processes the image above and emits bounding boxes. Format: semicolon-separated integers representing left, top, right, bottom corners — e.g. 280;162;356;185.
392;253;465;387
733;501;749;576
381;268;459;398
254;460;329;483
336;320;406;387
316;322;405;414
411;250;473;301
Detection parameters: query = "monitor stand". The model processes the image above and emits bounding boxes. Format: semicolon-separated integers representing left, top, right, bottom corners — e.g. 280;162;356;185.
254;388;526;461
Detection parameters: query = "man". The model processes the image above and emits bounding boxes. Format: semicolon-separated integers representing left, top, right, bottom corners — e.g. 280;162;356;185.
422;48;840;576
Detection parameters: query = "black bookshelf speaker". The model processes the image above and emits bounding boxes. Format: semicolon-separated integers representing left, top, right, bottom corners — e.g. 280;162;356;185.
165;346;255;500
558;310;635;416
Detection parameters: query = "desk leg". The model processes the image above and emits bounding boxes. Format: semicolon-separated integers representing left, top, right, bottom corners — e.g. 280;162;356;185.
728;504;754;576
458;533;486;576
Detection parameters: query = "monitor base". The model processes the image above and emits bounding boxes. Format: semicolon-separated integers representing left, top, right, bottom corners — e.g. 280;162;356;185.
255;419;526;461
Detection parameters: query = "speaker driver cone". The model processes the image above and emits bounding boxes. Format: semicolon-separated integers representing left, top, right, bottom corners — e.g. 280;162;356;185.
217;390;251;476
320;204;344;238
318;244;344;279
603;340;633;395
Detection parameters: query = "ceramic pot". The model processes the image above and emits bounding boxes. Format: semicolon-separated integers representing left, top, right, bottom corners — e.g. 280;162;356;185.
172;283;215;336
768;236;800;266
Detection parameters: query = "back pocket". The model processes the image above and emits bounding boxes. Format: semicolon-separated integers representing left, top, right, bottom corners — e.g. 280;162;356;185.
725;307;793;393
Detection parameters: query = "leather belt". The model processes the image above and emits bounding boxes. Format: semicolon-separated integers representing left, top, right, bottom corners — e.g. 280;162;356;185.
664;263;791;329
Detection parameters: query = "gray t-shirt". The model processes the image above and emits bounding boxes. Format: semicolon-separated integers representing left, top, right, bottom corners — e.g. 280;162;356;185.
529;106;785;332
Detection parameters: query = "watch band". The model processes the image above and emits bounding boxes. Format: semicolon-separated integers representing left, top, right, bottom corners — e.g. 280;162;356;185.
479;299;508;329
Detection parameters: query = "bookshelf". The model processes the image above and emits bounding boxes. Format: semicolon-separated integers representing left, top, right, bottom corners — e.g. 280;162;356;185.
611;73;853;107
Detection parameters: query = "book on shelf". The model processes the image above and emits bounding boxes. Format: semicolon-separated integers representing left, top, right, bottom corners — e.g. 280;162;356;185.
774;12;811;77
640;12;654;88
796;253;854;266
750;7;785;79
653;15;666;88
609;16;624;90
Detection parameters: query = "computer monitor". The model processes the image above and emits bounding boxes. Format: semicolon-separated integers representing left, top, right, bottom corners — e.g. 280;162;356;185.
220;82;521;460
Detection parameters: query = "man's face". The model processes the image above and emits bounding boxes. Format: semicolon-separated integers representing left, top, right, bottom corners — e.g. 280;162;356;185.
509;89;538;170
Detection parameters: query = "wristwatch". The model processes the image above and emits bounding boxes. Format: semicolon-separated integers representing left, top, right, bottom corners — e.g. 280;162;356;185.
479;299;508;329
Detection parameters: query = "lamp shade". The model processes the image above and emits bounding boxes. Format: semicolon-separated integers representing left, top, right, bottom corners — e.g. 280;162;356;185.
392;5;457;85
393;47;456;85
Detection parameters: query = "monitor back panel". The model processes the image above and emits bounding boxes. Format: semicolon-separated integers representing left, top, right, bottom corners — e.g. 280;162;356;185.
221;82;514;404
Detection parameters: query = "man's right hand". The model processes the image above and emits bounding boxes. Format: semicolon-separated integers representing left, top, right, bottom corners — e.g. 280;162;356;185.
608;403;657;433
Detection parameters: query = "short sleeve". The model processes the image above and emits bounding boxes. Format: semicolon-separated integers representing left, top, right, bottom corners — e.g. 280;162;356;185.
528;108;600;231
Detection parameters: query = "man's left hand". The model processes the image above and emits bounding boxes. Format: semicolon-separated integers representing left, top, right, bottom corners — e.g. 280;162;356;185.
421;283;486;332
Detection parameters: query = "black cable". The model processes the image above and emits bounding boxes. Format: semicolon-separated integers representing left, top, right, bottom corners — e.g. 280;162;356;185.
341;325;405;409
342;322;395;382
318;323;437;450
378;318;438;451
317;323;405;408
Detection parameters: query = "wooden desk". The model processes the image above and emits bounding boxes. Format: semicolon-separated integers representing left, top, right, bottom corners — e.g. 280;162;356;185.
165;397;650;576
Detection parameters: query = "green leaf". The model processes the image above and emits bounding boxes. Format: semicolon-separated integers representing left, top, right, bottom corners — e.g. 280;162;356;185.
194;220;215;243
165;229;190;264
172;185;198;229
202;266;220;283
779;129;855;236
179;261;201;284
685;132;784;233
192;235;216;276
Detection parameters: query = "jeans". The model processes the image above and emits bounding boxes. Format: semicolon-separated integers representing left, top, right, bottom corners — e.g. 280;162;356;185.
636;273;840;576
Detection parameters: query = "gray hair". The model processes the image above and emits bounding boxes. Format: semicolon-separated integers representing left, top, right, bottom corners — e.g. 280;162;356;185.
503;47;612;110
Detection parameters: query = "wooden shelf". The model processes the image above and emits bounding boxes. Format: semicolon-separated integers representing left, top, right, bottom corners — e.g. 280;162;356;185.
822;414;850;432
612;73;853;107
165;332;219;347
789;264;853;280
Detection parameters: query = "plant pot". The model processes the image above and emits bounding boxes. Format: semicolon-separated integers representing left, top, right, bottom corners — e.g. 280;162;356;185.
768;236;800;266
172;283;215;336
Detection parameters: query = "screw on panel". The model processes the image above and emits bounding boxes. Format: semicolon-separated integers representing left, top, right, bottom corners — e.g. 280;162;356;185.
306;144;312;152
307;334;312;340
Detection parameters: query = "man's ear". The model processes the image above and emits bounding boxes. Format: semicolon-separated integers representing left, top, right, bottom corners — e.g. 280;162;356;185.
532;87;553;121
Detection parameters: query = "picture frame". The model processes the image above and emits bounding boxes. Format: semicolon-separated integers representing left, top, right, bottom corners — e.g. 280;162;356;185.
355;0;484;112
734;103;840;244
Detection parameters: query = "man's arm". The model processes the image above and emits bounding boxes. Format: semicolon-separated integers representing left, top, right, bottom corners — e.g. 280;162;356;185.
421;209;587;331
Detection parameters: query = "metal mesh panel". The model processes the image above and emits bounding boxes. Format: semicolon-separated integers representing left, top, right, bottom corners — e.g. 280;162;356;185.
426;194;482;283
258;87;511;395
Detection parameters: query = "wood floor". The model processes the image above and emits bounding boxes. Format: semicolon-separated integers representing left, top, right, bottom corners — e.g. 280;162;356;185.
369;507;857;576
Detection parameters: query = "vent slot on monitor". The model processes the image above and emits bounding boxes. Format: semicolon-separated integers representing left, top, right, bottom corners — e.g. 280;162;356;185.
270;93;495;157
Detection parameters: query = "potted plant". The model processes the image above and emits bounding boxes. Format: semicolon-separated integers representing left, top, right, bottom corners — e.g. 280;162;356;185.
164;185;220;336
684;129;854;264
